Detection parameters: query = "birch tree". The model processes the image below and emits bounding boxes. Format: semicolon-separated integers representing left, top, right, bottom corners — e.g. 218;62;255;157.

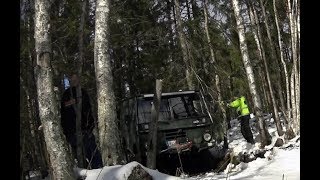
286;0;300;134
94;0;125;165
231;0;271;147
34;0;74;178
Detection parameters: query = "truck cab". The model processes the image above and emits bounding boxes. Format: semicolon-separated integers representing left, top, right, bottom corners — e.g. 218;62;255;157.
119;90;219;165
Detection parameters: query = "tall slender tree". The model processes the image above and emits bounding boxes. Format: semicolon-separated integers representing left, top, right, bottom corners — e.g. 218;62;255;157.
231;0;271;147
94;0;125;165
286;0;300;134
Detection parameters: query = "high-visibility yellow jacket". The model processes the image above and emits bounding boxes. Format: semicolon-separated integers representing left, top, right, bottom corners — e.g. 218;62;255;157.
229;96;250;116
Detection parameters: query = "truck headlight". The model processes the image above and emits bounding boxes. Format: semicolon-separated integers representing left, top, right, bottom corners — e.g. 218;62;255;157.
203;133;212;142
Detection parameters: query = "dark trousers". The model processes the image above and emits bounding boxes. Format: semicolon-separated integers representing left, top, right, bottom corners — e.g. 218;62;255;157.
66;132;103;169
238;115;255;144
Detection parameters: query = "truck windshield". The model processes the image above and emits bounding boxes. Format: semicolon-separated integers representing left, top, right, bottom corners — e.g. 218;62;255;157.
137;94;202;124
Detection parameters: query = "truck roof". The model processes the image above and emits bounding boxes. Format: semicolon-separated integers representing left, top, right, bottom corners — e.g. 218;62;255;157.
139;90;198;99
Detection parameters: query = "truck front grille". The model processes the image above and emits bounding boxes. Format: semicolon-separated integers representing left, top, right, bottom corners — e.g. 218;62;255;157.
165;129;186;141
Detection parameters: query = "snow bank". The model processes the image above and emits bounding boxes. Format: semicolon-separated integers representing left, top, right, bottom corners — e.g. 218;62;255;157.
76;161;180;180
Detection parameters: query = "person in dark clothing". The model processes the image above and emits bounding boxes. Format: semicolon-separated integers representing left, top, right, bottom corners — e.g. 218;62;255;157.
61;74;103;169
227;96;255;144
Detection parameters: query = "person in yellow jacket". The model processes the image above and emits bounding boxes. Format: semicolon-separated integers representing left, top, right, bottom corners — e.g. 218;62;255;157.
227;96;255;144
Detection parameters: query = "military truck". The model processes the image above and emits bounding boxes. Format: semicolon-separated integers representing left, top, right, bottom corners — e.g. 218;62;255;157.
119;90;222;166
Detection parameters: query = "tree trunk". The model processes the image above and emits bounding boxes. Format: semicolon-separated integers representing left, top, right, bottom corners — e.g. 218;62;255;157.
94;0;125;165
293;0;300;134
294;0;300;134
273;0;291;125
257;67;269;111
186;0;192;20
290;69;297;134
203;0;227;132
147;79;163;169
174;0;195;90
34;0;74;179
231;0;271;147
276;80;286;119
78;0;87;75
72;86;85;167
191;0;199;18
287;0;299;133
24;10;49;173
21;76;43;170
73;0;88;167
249;3;283;136
259;0;286;113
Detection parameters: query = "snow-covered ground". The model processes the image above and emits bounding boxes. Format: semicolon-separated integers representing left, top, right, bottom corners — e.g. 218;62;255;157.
189;114;300;180
189;143;299;180
30;114;299;180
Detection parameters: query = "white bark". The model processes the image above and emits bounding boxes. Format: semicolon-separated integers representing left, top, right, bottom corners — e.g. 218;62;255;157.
94;0;125;165
34;0;74;179
287;0;299;133
290;69;297;134
294;0;300;133
231;0;271;147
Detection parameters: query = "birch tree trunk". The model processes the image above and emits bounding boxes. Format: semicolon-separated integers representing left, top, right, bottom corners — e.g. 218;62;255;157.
294;0;300;133
231;0;271;147
290;69;297;134
94;0;125;165
174;0;195;90
249;3;284;136
25;9;49;172
34;0;74;178
147;79;162;169
287;0;299;133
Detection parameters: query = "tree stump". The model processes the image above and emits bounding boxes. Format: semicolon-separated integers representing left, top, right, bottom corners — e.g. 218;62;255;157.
275;138;284;147
128;165;153;180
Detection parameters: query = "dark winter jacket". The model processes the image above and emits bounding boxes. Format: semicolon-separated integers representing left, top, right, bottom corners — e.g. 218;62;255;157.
60;87;95;138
